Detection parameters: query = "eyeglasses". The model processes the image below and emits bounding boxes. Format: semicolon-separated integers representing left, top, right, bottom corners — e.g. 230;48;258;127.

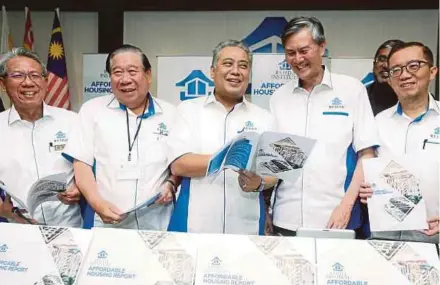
388;60;431;78
6;71;45;82
374;55;388;63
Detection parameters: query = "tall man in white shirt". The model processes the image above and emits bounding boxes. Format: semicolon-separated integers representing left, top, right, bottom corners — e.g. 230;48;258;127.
0;47;82;227
63;44;178;230
359;42;439;243
270;16;379;236
167;40;274;234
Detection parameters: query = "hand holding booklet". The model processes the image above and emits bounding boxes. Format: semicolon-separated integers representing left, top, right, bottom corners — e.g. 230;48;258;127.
0;172;68;218
362;154;438;232
206;131;316;183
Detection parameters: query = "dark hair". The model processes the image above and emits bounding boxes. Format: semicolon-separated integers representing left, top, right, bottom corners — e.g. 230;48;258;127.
373;39;404;60
388;41;434;66
105;44;151;73
211;39;252;68
281;16;325;46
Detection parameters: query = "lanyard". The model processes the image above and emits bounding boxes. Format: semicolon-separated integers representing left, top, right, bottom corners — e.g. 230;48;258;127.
126;97;149;161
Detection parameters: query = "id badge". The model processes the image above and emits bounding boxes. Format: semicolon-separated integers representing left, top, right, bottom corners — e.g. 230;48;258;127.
117;162;141;180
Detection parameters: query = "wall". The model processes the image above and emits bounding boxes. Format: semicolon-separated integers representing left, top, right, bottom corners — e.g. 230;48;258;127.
0;11;98;111
124;10;438;97
0;10;437;109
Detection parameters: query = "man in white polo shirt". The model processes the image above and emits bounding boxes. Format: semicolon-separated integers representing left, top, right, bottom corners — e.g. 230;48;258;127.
63;44;178;230
359;42;439;243
0;47;82;227
167;40;273;234
270;16;379;236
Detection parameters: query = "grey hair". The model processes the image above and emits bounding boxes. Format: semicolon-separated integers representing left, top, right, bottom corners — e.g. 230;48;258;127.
211;40;253;68
0;47;48;77
281;16;326;46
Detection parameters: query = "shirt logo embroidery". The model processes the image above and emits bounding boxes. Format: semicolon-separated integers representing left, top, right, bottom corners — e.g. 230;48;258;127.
329;97;344;109
237;121;257;133
154;122;169;136
51;131;68;152
430;127;440;139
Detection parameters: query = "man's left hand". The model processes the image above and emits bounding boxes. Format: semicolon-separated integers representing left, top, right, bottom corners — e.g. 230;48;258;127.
422;216;439;236
155;181;176;205
238;170;262;192
327;203;353;229
57;183;81;205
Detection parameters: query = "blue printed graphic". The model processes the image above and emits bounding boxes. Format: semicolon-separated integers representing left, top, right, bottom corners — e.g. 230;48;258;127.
176;70;214;101
224;139;252;170
207;145;231;176
278;60;291;71
242;17;288;53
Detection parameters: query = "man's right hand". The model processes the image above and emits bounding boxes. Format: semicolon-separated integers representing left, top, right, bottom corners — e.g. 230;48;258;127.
0;195;38;224
93;198;126;225
359;182;373;204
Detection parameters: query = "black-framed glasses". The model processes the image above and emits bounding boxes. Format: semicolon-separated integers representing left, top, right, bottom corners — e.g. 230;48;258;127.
388;60;431;78
374;55;388;63
6;71;45;82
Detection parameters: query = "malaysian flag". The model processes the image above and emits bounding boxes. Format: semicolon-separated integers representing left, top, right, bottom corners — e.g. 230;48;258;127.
23;7;34;51
45;8;71;109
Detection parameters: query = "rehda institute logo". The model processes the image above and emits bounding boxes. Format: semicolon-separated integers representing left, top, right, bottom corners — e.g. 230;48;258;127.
326;262;368;285
176;70;214;101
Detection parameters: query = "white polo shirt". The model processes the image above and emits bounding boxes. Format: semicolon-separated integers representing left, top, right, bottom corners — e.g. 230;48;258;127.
167;95;271;234
376;94;440;158
62;94;176;230
372;94;439;243
0;103;82;227
270;67;379;231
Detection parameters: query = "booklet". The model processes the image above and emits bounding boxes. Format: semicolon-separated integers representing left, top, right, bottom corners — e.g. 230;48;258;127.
206;131;316;183
317;238;440;285
0;223;92;285
195;234;316;285
77;228;198;285
0;172;67;218
362;154;438;231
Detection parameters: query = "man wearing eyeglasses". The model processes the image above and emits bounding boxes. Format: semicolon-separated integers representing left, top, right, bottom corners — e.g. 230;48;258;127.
63;44;179;230
366;40;403;116
360;42;439;244
0;47;82;227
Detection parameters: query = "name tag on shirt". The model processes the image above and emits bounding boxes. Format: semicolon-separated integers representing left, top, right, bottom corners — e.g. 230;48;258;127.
117;162;142;180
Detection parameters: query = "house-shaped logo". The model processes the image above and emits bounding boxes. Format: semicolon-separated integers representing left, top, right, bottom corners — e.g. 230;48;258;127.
434;127;440;135
211;256;222;266
55;131;66;139
175;70;214;101
97;250;108;259
278;60;291;71
242;17;288;53
332;262;344;272
332;97;343;106
0;244;8;253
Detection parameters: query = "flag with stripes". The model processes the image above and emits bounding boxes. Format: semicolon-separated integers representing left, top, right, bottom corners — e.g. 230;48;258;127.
1;5;13;53
23;7;34;51
45;9;71;109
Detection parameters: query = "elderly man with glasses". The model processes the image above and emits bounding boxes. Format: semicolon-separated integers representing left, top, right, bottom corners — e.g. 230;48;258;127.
365;39;404;116
360;41;439;246
0;47;82;227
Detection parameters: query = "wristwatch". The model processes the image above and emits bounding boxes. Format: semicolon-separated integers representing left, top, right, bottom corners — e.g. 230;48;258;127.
254;177;265;192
